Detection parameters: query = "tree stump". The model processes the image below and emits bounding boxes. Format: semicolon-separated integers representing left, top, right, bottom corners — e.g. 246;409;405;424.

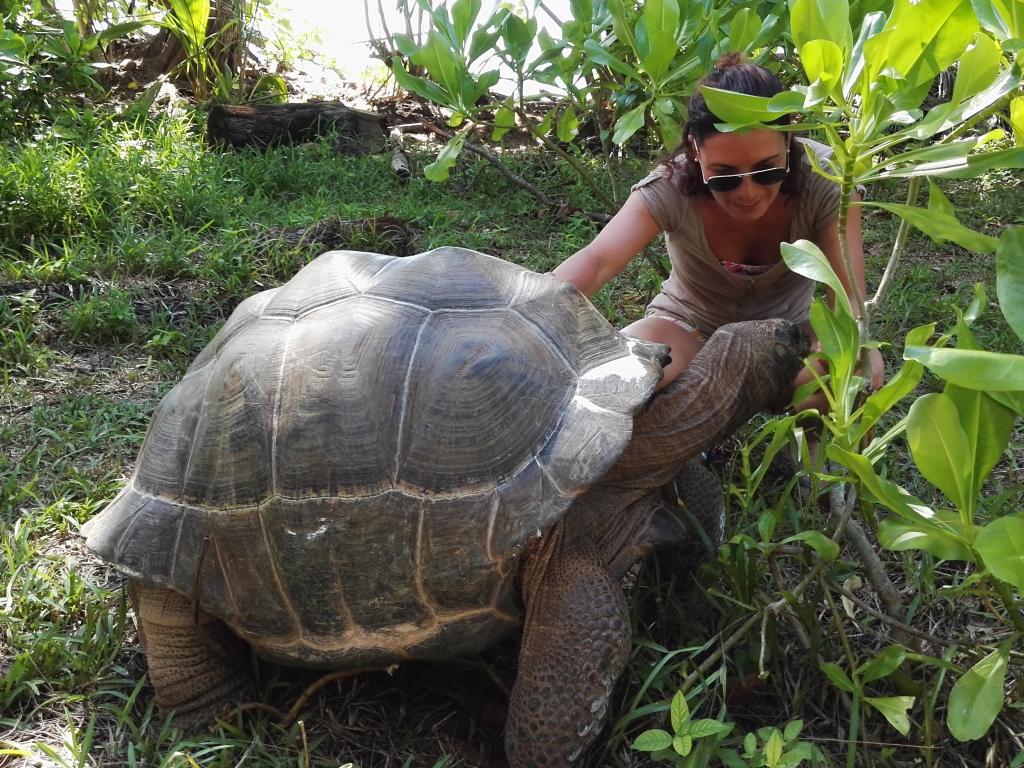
206;102;387;150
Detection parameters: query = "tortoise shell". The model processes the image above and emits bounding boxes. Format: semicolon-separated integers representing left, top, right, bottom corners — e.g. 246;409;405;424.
83;247;661;668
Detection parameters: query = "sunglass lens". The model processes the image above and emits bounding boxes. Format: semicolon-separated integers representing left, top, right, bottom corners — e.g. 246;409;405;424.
706;176;741;193
754;168;788;186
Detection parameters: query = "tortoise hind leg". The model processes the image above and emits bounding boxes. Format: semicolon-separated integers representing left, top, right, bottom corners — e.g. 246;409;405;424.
131;582;251;730
506;530;630;766
649;460;725;578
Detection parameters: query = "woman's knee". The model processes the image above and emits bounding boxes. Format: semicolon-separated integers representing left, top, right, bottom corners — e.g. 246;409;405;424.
621;317;703;389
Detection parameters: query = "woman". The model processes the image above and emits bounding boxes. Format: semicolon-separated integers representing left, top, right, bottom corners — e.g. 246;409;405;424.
554;53;883;399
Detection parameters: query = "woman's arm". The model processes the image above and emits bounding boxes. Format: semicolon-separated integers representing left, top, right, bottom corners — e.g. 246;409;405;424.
552;192;663;298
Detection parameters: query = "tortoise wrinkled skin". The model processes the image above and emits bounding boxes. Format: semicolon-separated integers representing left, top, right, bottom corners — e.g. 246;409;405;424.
82;247;808;767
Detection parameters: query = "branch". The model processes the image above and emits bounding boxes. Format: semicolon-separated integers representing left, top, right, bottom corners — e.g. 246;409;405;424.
867;176;921;316
416;121;612;224
514;107;618;211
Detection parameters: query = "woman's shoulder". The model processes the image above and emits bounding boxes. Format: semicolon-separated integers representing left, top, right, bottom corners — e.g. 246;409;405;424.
795;138;840;198
793;138;842;230
795;136;834;165
631;158;681;191
630;158;694;232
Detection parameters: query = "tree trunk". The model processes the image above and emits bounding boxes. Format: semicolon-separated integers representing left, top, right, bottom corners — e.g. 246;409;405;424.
139;0;242;88
206;102;387;149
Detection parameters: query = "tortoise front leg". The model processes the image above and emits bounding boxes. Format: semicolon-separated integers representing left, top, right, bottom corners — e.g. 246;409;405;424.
506;528;630;767
131;582;251;730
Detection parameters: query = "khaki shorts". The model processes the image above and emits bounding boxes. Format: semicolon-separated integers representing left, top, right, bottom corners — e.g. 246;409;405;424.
643;305;708;343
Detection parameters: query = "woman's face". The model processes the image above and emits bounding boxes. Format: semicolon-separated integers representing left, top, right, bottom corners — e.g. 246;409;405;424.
693;129;789;222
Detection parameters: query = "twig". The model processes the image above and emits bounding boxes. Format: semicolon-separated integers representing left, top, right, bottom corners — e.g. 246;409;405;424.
417;122;612;223
514;107;618;211
866;176;921;316
843;517;908;645
279;670;358;726
831;582;963;649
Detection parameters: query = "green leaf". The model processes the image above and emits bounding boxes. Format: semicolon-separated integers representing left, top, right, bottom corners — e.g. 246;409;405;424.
674;733;694;756
952;33;1002;105
851;359;925;444
671;689;690;732
863;201;999;253
424;130;467;182
972;0;1023;40
643;0;680;44
652;98;682;149
801;39;844;97
828;446;970;547
0;30;27;60
809;300;859;388
743;731;757;757
765;727;784;767
997;227;1024;341
904;346;1024;391
944;384;1017;499
728;8;761;53
391;60;454;106
1012;96;1024;145
97;21;146;46
607;0;637;54
781;240;853;318
857;645;906;683
990;389;1024;415
412;30;472;109
469;24;503;62
492;102;515;141
583;38;641;79
451;0;482;48
820;662;856;693
612;102;648;145
927;180;956;218
642;29;677;82
790;0;852;55
947;645;1010;742
975;515;1024;591
906;393;973;512
688;718;732;738
865;0;979;99
700;86;783;126
865;696;915;736
843;10;887;98
781;530;840;560
783;719;804;741
878;513;974;560
502;13;536;66
556;106;579;143
633;728;673;751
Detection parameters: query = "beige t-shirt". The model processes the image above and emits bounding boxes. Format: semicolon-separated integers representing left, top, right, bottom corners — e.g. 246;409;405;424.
632;138;841;336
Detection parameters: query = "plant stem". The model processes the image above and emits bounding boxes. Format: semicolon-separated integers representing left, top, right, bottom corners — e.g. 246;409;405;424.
992;579;1024;635
867;176;921;315
822;575;861;768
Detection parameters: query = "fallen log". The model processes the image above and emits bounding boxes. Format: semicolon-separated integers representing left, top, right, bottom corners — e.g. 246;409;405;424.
207;102;387;150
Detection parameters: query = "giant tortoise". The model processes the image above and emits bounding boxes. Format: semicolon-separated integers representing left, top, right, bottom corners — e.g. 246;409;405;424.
82;246;806;766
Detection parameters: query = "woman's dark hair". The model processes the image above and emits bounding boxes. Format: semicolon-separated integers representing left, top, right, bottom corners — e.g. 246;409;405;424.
662;52;805;197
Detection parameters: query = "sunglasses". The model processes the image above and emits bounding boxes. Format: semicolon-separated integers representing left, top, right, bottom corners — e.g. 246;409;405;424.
693;142;790;193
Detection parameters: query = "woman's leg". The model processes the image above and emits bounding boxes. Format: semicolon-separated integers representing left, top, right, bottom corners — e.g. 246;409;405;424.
621;316;705;390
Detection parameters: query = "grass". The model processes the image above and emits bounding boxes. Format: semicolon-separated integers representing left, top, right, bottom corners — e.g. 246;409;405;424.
1;108;1022;767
